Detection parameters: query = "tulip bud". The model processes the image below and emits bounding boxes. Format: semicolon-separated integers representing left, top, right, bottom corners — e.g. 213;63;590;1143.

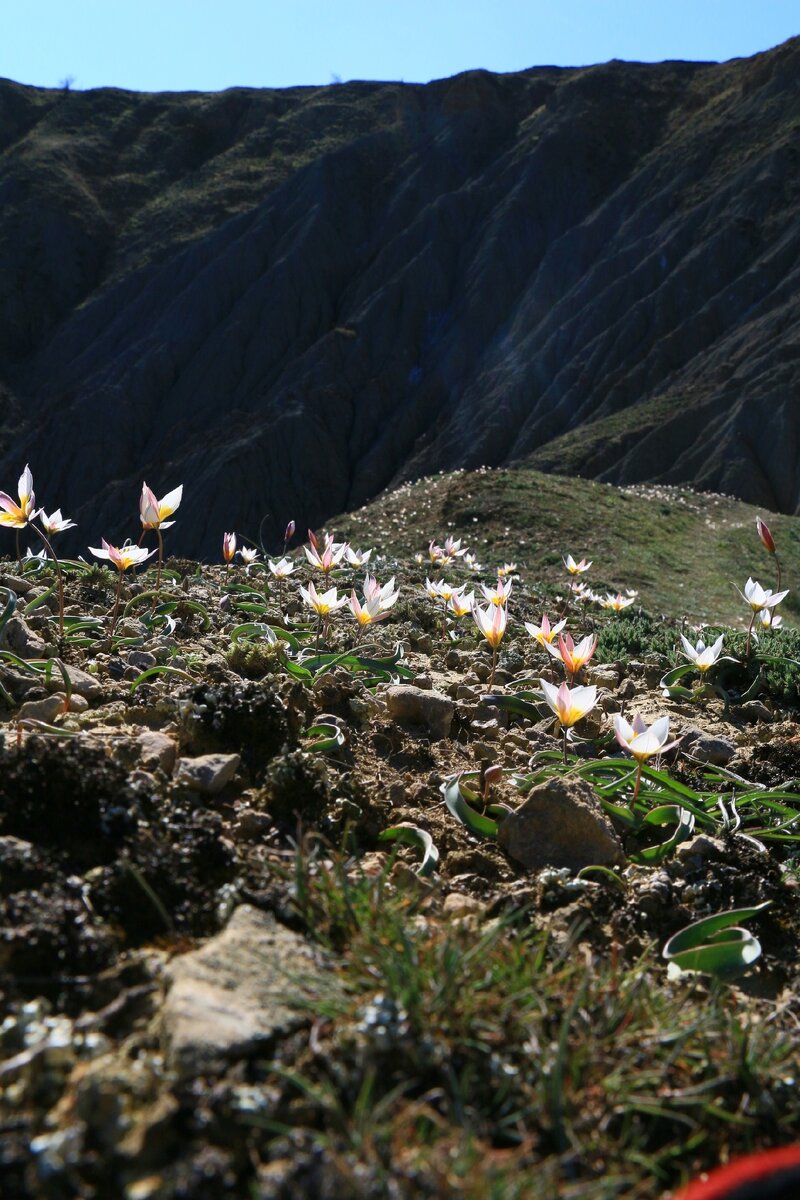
284;519;296;543
223;532;237;563
756;516;776;554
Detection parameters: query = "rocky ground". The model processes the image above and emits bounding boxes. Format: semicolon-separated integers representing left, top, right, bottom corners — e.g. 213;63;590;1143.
1;538;799;1199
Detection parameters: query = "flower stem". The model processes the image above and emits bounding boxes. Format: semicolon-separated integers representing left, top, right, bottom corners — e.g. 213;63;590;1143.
745;610;756;657
631;762;643;806
489;644;497;688
109;571;125;637
34;526;65;641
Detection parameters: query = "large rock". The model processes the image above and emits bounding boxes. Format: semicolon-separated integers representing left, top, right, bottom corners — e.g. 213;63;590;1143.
497;777;624;871
162;906;340;1076
1;42;800;556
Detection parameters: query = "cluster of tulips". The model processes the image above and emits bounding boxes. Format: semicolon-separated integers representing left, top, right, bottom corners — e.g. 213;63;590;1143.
0;466;791;762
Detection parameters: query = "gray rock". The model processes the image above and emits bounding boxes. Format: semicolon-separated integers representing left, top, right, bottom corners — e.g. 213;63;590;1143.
162;905;339;1075
682;728;736;766
174;752;240;794
137;730;178;774
385;684;454;740
0;614;51;659
45;661;104;700
497;777;624;871
675;834;727;866
738;700;774;724
17;694;68;723
128;650;157;670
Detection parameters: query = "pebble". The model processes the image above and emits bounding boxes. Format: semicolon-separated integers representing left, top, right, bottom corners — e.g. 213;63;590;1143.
681;728;736;766
137;731;178;774
17;694;68;723
173;752;240;794
385;685;454;740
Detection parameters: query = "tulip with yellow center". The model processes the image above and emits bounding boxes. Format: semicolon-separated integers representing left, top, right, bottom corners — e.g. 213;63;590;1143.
480;577;512;607
0;467;70;636
139;482;182;593
90;539;156;635
426;577;457;636
472;601;507;686
601;592;636;612
524;613;566;648
448;587;475;619
300;580;347;649
304;533;348;574
0;465;38;530
563;554;592;575
238;547;259;566
613;713;678;803
736;577;790;656
545;631;598;682
540;678;597;761
223;532;237;563
679;633;724;674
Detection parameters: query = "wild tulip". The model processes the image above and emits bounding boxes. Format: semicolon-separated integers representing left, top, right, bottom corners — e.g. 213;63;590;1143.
139;481;182;593
238;547;259;566
89;539;156;635
524;613;566;647
363;574;399;612
223;532;237;562
39;509;76;536
563;554;592;575
736;577;789;655
299;580;347;649
344;546;373;568
0;467;69;637
304;535;348;574
540;678;597;761
545;631;598;682
613;713;678;804
472;601;507;686
601;592;636;612
480;578;512;607
283;519;296;556
679;633;724;673
756;516;783;616
448;587;475;619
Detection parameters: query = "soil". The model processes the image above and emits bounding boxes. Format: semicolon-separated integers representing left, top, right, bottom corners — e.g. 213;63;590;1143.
1;552;799;1199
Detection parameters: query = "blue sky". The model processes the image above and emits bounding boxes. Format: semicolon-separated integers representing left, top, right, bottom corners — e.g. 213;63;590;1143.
4;1;798;93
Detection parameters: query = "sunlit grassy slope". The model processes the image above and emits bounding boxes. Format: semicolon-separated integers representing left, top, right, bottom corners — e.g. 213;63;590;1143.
334;467;800;628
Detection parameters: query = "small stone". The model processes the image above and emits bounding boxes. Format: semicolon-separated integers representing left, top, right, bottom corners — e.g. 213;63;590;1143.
17;694;67;722
682;728;736;766
445;649;461;669
68;694;89;713
738;700;774;724
47;662;104;700
174;752;240;794
442;893;486;918
588;665;620;689
472;741;499;763
675;834;727;865
413;674;433;690
162;905;339;1075
1;614;51;659
497;777;624;871
618;679;637;700
385;685;454;740
128;650;157;670
137;731;178;774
